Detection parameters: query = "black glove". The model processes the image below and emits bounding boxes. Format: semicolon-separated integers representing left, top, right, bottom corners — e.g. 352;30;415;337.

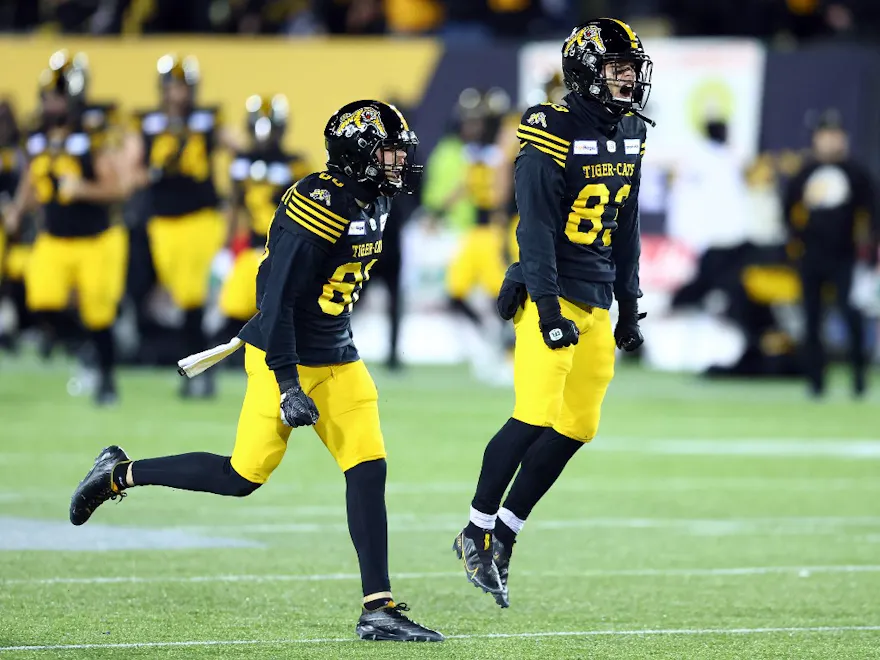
614;299;646;352
535;296;579;350
496;275;528;320
278;378;320;428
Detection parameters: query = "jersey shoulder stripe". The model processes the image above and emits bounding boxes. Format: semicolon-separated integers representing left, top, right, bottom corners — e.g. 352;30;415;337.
517;103;572;168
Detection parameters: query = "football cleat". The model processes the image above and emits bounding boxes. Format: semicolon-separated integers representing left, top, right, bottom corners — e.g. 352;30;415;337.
492;537;513;608
452;529;504;596
355;602;444;642
69;445;129;526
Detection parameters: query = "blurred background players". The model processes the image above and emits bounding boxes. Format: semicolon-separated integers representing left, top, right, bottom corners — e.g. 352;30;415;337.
6;51;126;405
422;87;512;384
784;110;877;398
218;93;309;351
0;99;29;353
123;54;239;398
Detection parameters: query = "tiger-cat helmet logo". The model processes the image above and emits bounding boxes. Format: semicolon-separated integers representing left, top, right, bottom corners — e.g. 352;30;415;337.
335;106;387;139
564;25;606;57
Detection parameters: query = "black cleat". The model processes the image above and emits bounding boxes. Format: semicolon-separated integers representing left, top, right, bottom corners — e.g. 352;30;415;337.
492;537;513;608
355;602;444;642
69;446;129;526
452;529;504;597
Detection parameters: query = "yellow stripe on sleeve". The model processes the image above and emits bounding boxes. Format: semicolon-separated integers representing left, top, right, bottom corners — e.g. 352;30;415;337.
285;207;340;243
292;189;349;228
516;124;571;149
523;143;566;168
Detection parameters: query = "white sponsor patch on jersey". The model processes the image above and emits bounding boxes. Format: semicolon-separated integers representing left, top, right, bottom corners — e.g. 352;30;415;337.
573;140;598;155
349;220;366;235
624;139;641;155
606;140;617;153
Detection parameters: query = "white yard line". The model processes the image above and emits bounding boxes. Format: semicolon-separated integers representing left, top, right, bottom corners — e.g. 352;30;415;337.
180;515;880;535
2;625;879;652
5;564;880;587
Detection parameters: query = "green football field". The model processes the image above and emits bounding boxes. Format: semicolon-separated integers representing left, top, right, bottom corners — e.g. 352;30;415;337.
1;354;879;659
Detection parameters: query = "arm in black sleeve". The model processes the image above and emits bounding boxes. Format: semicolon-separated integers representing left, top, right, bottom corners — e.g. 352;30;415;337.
613;168;643;302
258;227;329;384
514;144;566;302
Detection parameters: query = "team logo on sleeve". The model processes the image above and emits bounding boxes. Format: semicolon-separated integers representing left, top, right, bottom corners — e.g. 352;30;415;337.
309;189;332;206
335;106;387;139
527;112;547;128
563;25;606;57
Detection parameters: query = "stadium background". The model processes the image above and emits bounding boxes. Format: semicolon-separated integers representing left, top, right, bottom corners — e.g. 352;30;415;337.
1;28;878;370
2;2;880;657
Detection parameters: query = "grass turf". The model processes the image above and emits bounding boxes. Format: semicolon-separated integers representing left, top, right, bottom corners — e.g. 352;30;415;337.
1;354;879;659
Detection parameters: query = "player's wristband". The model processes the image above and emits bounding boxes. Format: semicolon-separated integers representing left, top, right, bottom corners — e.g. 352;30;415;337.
535;295;562;322
617;299;640;323
274;366;300;388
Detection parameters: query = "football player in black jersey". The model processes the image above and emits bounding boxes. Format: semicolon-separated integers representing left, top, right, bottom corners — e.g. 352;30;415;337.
7;51;126;405
123;54;240;399
218;93;309;333
69;100;444;643
453;18;653;607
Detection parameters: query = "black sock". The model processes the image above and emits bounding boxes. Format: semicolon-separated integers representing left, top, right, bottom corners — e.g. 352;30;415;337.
345;459;391;599
450;297;482;326
363;596;393;611
494;519;517;548
183;308;205;356
464;521;491;542
471;418;546;516
91;327;115;379
131;453;261;497
501;429;584;520
111;461;131;491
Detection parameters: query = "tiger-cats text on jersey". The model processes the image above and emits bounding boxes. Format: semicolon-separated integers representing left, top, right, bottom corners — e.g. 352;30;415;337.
511;94;646;309
134;107;221;217
229;146;309;247
238;170;392;369
26;104;117;238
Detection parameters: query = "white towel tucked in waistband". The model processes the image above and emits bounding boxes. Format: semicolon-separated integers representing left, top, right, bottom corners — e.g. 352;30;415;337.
177;337;244;378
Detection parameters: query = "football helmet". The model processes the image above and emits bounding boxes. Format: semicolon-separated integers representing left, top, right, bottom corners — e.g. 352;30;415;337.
561;18;653;117
39;50;88;126
324;100;421;197
157;54;199;89
246;94;288;144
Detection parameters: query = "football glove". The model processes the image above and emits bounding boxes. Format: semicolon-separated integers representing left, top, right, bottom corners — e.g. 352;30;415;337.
535;296;579;350
279;379;320;428
614;300;646;352
496;275;528;321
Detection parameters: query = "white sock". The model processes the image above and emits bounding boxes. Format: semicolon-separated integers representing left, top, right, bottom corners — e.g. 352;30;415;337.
469;506;497;531
498;507;525;535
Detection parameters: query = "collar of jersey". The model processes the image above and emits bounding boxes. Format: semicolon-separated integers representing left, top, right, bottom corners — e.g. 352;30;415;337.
326;168;380;206
566;92;623;135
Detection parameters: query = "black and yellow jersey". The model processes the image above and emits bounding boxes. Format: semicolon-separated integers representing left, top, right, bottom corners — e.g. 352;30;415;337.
463;142;504;224
230;146;310;247
510;94;647;309
25;121;111;238
238;170;392;373
134;106;221;217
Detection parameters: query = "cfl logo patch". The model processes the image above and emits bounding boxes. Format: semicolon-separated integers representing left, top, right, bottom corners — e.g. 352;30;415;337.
549;328;563;341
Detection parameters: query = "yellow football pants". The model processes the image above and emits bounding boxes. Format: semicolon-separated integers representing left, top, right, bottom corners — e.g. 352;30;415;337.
25;225;128;330
3;243;31;282
219;248;261;321
231;345;387;483
446;225;506;299
512;297;615;442
147;207;225;310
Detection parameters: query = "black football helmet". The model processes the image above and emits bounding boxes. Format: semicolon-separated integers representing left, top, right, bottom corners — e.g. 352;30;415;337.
157;54;199;91
324;100;421;197
39;50;88;126
561;18;653;120
246;93;288;145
